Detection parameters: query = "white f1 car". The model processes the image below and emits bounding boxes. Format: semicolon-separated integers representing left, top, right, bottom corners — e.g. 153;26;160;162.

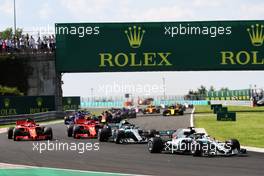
148;127;247;157
98;120;155;144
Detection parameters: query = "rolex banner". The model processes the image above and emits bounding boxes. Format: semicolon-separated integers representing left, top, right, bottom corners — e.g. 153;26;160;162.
62;96;80;111
0;96;55;116
56;21;264;72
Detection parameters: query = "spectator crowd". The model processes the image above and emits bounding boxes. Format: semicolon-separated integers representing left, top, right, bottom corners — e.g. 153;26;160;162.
0;34;55;53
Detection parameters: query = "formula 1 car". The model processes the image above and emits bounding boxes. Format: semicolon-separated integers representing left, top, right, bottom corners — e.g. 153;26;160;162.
99;108;136;124
162;105;185;116
98;120;155;144
142;105;161;114
147;127;247;157
64;110;97;125
67;118;102;139
64;110;77;124
110;108;137;119
138;98;154;105
7;119;53;141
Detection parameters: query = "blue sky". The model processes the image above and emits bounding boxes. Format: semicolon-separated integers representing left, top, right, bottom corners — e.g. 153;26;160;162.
1;0;264;97
1;0;264;31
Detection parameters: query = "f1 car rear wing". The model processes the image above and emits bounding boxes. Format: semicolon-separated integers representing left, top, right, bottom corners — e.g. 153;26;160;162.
158;130;176;136
107;123;120;128
155;130;177;141
75;119;97;125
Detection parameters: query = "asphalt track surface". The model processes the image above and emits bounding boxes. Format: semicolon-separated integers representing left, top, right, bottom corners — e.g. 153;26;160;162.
0;110;263;176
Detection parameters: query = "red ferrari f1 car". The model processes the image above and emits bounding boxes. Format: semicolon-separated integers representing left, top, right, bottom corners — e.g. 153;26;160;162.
7;119;53;141
67;119;102;139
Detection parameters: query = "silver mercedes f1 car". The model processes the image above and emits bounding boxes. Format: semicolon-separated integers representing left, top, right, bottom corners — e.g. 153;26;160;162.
148;127;247;157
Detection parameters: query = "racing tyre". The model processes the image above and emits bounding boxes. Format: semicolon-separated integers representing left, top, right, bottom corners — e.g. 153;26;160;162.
179;110;184;115
73;126;81;139
98;128;110;142
148;137;163;153
67;125;74;137
44;127;53;140
180;140;191;154
36;127;44;135
13;128;22;141
163;110;170;116
115;131;125;144
7;127;14;139
64;117;70;125
226;139;240;151
192;142;204;157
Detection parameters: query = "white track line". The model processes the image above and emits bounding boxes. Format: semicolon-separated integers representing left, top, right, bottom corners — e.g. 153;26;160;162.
0;163;34;169
191;107;208;135
241;146;264;153
190;107;195;127
0;162;149;176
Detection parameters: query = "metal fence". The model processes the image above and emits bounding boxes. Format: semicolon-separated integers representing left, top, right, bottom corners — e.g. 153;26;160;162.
210;100;252;106
81;95;186;103
81;100;208;108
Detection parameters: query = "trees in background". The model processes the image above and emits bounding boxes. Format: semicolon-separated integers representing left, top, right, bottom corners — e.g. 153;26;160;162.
0;85;24;96
0;27;23;39
185;85;221;100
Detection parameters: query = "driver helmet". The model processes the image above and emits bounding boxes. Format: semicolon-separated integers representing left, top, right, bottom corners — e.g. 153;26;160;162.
26;118;34;122
120;119;130;125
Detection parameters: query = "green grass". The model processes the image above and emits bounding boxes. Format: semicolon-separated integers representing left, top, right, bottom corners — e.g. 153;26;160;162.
0;119;63;129
195;105;264;113
194;105;264;148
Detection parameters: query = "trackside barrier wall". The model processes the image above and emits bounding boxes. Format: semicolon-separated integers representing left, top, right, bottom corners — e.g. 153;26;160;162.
62;96;81;110
0;111;65;125
0;96;55;115
210;100;252;106
81;100;209;108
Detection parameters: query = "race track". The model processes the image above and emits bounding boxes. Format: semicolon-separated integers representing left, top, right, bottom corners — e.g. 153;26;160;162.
0;111;263;176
